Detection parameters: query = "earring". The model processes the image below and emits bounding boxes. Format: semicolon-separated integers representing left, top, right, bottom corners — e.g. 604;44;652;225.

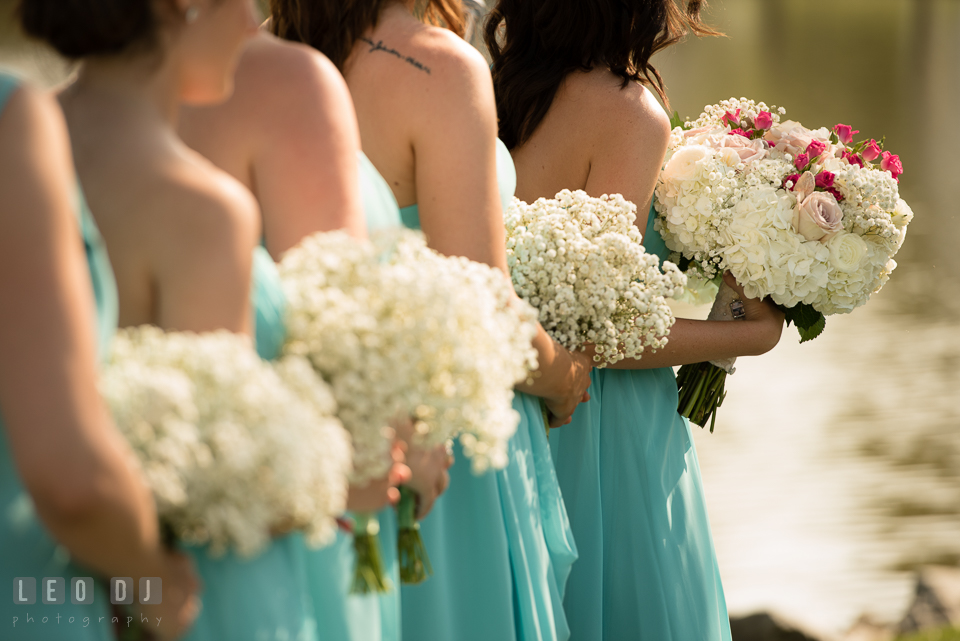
185;5;200;23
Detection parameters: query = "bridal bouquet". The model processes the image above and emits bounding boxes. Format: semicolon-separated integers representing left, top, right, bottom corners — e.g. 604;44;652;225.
505;189;686;366
280;229;538;587
100;326;351;558
655;97;912;428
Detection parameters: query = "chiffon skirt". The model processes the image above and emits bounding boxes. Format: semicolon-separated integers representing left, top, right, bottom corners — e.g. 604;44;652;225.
549;367;732;640
401;391;578;641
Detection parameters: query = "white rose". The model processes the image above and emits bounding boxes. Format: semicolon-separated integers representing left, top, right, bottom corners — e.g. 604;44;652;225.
891;199;914;228
827;232;868;272
662;145;709;183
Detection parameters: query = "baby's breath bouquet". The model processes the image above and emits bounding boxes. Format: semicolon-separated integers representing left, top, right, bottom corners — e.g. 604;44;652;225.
100;326;351;558
505;189;685;367
280;229;538;588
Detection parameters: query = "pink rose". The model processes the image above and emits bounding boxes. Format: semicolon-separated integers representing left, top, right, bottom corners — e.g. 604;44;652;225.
842;151;864;168
794;153;810;170
754;111;773;130
833;124;859;144
782;173;801;190
806;140;827;159
827;187;845;202
793;191;844;242
765;120;817;157
880;151;903;180
729;128;751;138
862;139;882;162
815;171;835;189
718;132;767;164
721;109;741;127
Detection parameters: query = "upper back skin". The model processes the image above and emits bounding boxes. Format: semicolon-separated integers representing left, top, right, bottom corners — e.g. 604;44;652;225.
61;90;259;334
510;67;672;231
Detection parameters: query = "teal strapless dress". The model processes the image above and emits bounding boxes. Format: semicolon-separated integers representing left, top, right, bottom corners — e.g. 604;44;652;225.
181;246;320;641
400;140;577;641
549;206;732;640
0;72;119;641
303;151;402;641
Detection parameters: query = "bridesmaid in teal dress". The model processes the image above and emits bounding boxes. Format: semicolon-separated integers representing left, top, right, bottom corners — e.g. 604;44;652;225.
487;2;784;638
397;140;579;641
0;73;196;640
24;1;329;638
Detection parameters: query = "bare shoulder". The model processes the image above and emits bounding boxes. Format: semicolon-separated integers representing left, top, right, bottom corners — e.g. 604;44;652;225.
146;152;259;255
235;34;351;120
561;69;670;144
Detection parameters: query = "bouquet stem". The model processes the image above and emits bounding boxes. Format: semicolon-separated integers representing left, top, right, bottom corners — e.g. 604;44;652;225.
676;280;740;431
351;513;390;594
397;486;432;584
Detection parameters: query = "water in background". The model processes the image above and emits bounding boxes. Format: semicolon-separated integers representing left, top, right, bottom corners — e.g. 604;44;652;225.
2;0;959;636
653;0;960;634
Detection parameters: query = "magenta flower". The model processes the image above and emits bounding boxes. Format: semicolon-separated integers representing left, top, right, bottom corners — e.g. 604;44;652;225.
862;140;882;162
794;153;810;170
783;173;800;190
721;109;742;127
754;111;774;130
806;139;827;159
815;171;836;189
842;151;864;168
729;128;751;138
833;124;859;145
880;151;903;180
827;186;844;202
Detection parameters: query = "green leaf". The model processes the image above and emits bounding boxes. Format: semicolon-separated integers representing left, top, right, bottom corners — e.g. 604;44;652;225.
829;131;839;145
780;302;826;343
670;110;687;131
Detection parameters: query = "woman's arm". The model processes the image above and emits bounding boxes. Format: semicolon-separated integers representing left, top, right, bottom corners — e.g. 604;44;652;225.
408;34;591;425
0;84;198;637
584;85;784;370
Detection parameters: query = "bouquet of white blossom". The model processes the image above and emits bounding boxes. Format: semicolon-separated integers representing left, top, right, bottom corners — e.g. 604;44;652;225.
505;189;686;366
280;228;539;588
655;97;912;429
100;326;351;558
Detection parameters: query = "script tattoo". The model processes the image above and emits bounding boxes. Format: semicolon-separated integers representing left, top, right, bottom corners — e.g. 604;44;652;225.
360;37;432;74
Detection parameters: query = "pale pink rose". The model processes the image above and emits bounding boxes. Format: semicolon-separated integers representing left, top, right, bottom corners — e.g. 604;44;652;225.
792;190;844;242
765;120;834;159
793;171;816;201
718;133;767;164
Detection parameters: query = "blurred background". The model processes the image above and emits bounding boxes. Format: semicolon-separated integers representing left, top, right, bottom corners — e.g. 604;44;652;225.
2;0;959;637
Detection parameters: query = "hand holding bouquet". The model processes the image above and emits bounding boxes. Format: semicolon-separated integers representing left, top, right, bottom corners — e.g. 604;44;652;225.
280;228;539;588
656;97;912;428
505;189;686;366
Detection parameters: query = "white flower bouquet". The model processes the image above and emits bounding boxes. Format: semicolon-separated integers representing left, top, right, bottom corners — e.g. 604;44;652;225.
279;228;539;588
505;189;686;366
655;97;912;429
100;326;351;558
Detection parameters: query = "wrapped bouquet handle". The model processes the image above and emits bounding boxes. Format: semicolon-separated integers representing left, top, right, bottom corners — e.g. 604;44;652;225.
676;280;745;431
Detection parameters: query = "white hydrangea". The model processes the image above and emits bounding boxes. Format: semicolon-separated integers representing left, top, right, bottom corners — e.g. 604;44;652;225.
505;190;686;364
655;98;911;317
100;326;351;558
280;229;538;477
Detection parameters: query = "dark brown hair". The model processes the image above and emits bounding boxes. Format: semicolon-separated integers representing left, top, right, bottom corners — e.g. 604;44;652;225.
485;0;719;150
18;0;172;59
270;0;467;71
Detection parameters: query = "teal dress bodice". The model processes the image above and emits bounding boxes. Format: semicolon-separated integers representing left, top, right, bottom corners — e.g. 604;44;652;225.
399;139;577;641
302;151;403;641
548;206;732;640
0;72;119;641
181;243;318;641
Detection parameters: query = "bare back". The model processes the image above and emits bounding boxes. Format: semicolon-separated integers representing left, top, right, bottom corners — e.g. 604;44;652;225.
511;68;671;232
61;84;259;336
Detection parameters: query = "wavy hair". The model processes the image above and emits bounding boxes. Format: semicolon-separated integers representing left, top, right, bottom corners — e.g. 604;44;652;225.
484;0;719;150
270;0;466;71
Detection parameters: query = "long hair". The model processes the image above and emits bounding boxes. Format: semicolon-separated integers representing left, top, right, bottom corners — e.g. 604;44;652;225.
485;0;719;150
271;0;466;71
